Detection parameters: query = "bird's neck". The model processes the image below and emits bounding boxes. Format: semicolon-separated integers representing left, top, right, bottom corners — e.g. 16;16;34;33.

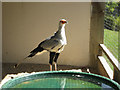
55;24;67;44
55;24;66;36
57;24;66;38
58;24;65;32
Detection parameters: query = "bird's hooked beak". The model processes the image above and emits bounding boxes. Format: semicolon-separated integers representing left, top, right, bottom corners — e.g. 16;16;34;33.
66;21;68;24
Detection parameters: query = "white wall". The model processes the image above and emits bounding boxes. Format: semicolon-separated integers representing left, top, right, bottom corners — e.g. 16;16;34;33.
2;2;91;67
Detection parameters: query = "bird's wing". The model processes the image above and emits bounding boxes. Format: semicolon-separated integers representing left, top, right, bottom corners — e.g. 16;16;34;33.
39;36;62;51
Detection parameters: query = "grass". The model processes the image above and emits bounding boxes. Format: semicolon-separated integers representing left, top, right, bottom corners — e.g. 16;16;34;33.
104;29;119;70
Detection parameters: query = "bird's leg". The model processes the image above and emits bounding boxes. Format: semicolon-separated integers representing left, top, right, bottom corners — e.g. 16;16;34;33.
49;52;56;71
54;53;60;71
49;64;52;71
54;62;57;71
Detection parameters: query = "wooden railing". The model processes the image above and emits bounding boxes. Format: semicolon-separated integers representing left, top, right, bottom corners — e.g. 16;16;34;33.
98;44;120;83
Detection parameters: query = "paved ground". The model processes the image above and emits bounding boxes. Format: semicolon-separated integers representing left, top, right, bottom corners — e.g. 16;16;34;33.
2;63;95;79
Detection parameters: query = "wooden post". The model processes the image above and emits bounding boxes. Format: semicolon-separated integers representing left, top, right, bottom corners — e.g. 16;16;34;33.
89;2;105;74
114;69;120;84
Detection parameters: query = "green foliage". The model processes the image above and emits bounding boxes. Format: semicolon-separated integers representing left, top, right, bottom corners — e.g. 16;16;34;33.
105;2;120;30
116;16;120;26
106;2;118;13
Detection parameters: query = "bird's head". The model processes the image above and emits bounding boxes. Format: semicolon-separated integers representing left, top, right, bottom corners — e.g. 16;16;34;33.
59;19;68;26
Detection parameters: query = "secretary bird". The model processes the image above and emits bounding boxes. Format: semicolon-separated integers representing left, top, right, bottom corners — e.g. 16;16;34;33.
14;19;68;71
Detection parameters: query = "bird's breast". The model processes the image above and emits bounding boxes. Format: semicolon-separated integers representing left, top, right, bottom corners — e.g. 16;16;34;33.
61;34;67;45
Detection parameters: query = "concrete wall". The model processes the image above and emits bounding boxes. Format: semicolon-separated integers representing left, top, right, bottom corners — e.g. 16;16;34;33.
2;2;91;67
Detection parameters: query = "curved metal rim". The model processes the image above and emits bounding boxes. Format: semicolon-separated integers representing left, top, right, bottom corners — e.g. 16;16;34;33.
1;71;120;89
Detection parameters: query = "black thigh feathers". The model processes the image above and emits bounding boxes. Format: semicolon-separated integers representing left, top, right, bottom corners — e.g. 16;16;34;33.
49;52;60;65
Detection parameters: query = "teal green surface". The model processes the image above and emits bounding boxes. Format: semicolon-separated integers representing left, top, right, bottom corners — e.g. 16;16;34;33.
1;71;120;89
13;77;101;88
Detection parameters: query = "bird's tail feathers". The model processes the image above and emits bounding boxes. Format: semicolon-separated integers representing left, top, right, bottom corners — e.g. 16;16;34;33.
27;52;38;57
28;47;44;57
14;56;29;68
14;47;44;68
14;52;37;68
30;46;44;53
